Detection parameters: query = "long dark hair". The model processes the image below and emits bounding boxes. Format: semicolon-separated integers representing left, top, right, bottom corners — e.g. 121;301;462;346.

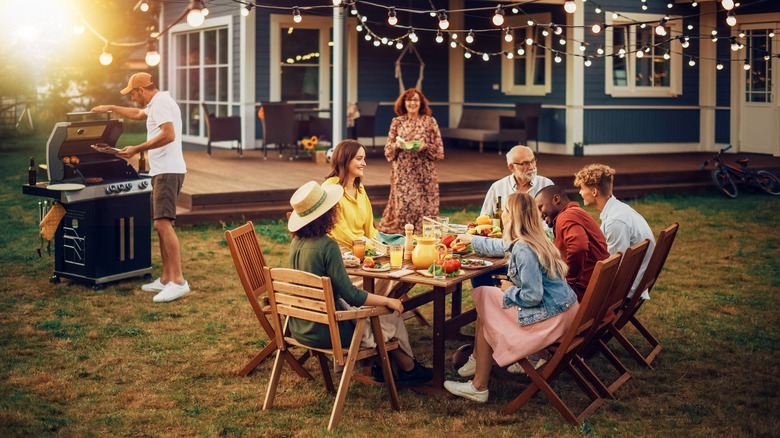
393;88;432;117
325;140;365;193
295;205;339;239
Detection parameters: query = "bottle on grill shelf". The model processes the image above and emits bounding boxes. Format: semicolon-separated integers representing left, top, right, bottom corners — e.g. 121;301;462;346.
492;196;502;228
28;157;36;186
138;151;147;173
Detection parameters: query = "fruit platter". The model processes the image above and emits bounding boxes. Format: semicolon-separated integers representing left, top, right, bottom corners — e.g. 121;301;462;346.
361;257;390;272
465;215;502;238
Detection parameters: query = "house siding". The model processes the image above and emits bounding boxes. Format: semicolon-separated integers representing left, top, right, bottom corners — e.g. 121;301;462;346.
584;108;699;144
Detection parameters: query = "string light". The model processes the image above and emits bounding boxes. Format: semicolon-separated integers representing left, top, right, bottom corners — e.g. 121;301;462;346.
554;52;562;63
140;1;149;12
387;7;397;26
240;4;253;17
492;5;505;26
409;29;418;43
743;58;750;70
564;0;576;14
464;51;472;59
722;0;735;11
726;10;736;27
579;43;586;52
688;23;694;30
716;63;724;70
506;51;513;59
681;37;690;49
592;23;603;34
356;24;363;32
526;36;534;46
584;57;592;67
597;45;604;55
99;44;113;66
201;6;209;16
466;30;475;44
663;50;671;60
435;30;444;43
595;6;602;14
504;28;513;42
691;1;698;6
527;19;535;26
554;25;563;36
731;38;740;51
688;57;696;67
438;10;449;30
293;7;302;23
516;46;525;56
636;48;645;58
559;38;566;45
145;39;160;66
187;0;206;27
612;12;619;19
655;18;667;36
667;2;673;8
542;29;549;37
482;52;490;61
332;0;342;5
770;31;776;38
450;40;457;48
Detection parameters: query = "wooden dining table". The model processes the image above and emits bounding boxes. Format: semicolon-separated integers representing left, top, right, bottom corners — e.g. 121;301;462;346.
346;254;508;393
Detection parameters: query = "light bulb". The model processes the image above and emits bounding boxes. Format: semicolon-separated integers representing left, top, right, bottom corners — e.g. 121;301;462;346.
636;49;645;58
187;9;205;26
663;51;670;60
716;63;724;70
145;50;161;67
642;4;648;10
712;29;718;36
722;0;735;10
388;8;397;26
364;34;371;41
655;19;667;36
396;41;403;49
439;11;449;30
640;23;646;29
692;1;698;6
618;48;626;56
584;58;592;67
554;25;563;35
492;5;505;26
451;32;458;40
373;40;380;47
579;44;586;52
73;24;84;35
595;7;602;13
592;23;602;34
689;57;696;67
542;29;550;37
382;37;388;44
527;19;535;26
731;40;740;51
464;51;472;59
466;30;474;44
361;15;367;23
99;48;113;66
726;12;737;26
482;53;490;61
332;0;342;5
293;8;302;23
516;47;525;56
140;1;149;12
564;0;576;13
554;52;562;63
667;2;673;8
450;41;457;48
612;12;618;19
526;37;534;46
559;38;566;45
506;51;514;59
504;30;513;42
409;30;418;43
681;38;690;49
688;24;694;30
743;61;750;70
201;7;209;16
597;46;604;55
512;7;519;14
356;24;363;32
765;55;771;61
770;31;775;38
435;31;444;43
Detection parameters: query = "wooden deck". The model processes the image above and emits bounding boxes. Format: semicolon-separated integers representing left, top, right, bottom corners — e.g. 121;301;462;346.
175;145;780;225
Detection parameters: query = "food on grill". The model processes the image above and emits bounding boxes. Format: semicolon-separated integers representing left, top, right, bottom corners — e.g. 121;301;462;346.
84;177;103;183
70;156;80;164
62;156;71;164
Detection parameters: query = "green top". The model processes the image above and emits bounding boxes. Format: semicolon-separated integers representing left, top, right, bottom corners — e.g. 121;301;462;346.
288;235;369;347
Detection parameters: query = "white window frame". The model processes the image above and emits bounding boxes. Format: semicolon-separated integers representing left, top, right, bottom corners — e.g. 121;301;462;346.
168;15;234;142
501;13;552;96
605;12;682;97
269;15;358;108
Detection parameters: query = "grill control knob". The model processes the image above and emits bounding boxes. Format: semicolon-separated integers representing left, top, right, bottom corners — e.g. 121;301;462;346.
138;180;149;189
107;184;118;193
118;183;126;191
105;185;113;194
126;182;133;191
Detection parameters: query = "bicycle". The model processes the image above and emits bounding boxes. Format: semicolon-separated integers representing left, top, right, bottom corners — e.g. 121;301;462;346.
700;145;780;198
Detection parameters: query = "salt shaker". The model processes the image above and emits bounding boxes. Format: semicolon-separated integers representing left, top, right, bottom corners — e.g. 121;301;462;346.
404;223;414;261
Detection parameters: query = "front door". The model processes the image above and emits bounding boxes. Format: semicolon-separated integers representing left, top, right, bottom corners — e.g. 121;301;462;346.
736;16;780;156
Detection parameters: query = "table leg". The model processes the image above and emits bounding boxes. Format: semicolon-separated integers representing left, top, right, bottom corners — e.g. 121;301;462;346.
451;283;462;317
363;277;375;294
432;286;446;389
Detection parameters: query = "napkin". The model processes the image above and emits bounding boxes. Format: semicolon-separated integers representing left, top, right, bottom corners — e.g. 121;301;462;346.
388;269;415;279
376;232;405;246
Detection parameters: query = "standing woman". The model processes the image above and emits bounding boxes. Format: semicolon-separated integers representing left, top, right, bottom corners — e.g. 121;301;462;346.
379;88;445;234
443;192;579;402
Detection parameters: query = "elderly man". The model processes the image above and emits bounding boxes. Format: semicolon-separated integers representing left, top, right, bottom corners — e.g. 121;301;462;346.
91;72;189;303
535;185;609;300
574;164;655;299
480;145;553;217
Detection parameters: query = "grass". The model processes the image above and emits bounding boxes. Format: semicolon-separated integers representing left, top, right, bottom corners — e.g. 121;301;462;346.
2;135;779;436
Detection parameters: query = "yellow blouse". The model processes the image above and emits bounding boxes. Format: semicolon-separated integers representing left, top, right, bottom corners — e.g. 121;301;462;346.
323;176;378;249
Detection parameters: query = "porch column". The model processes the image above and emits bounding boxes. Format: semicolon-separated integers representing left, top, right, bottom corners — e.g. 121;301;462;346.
448;0;464;129
333;7;346;144
699;1;717;151
240;10;257;149
565;1;585;155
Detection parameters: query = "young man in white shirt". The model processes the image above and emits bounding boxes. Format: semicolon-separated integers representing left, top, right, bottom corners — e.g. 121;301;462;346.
574;164;655;299
479;145;553;217
91;72;190;303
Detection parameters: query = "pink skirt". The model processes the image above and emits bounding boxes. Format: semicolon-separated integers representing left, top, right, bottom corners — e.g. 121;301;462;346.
472;286;580;367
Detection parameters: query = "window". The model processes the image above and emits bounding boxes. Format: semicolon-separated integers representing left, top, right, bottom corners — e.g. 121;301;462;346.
744;29;772;103
605;13;682;97
171;16;233;139
279;28;321;102
502;13;552;96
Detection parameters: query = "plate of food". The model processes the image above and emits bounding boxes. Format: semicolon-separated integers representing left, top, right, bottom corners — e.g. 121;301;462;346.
417;269;464;278
362;264;391;272
342;254;361;268
460;259;494;270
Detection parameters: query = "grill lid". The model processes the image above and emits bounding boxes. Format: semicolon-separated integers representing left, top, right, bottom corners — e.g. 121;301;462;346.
46;112;139;184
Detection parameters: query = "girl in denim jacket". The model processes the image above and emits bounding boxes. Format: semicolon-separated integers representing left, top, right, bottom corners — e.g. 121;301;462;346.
444;192;579;403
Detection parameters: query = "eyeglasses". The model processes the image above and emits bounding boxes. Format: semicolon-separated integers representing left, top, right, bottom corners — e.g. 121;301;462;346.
510;158;537;168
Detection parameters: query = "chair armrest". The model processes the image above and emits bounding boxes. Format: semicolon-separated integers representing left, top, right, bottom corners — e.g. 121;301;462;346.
335;306;393;321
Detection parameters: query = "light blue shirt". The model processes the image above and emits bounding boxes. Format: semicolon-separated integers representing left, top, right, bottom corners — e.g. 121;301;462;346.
480;174;554;217
600;196;656;299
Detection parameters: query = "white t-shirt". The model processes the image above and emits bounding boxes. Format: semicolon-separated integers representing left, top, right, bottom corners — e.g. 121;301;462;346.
480;174;554;216
144;91;186;176
600;195;656;299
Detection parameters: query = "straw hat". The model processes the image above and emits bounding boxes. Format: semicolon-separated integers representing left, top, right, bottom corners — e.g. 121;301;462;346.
288;181;344;232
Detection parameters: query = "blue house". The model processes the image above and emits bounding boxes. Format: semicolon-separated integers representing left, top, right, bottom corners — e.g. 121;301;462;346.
156;0;780;157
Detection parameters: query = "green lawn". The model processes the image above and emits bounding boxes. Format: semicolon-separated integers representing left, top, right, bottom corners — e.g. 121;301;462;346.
1;135;779;436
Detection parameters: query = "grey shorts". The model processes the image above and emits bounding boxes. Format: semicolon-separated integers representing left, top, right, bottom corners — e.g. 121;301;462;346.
151;174;185;220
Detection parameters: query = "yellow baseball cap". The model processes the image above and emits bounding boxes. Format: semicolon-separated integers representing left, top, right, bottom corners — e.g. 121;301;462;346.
120;72;154;95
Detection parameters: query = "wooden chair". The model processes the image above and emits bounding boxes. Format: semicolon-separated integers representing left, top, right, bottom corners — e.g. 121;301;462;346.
501;253;622;426
224;222;312;378
201;102;241;157
611;222;680;368
260;102;299;160
262;267;401;431
575;239;651;398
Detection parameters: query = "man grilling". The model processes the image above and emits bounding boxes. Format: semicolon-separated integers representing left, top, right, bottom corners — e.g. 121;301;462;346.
91;72;189;303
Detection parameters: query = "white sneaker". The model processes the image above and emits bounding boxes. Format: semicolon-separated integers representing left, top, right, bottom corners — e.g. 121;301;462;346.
457;355;477;377
141;278;167;292
507;357;547;374
444;380;488;403
153;281;190;303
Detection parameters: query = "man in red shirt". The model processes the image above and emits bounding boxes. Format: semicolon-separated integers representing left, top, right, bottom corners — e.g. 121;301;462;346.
535;185;609;299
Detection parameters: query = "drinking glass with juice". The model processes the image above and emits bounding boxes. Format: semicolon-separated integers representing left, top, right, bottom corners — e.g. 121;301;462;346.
389;245;404;268
352;240;366;261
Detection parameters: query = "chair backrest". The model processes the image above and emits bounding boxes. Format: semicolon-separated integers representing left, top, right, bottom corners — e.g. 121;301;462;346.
606;239;651;317
261;102;297;145
202;102;213;135
225;221;270;319
356;101;379;117
309;116;333;140
515;103;542;137
546;252;622;372
264;267;346;364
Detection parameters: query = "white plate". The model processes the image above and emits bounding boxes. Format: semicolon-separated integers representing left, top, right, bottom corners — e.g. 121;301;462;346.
344;251;386;258
417;269;464;278
460;259;494;270
47;183;86;191
362;266;390;272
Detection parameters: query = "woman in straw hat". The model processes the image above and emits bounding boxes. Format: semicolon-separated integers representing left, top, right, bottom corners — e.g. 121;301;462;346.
288;181;432;385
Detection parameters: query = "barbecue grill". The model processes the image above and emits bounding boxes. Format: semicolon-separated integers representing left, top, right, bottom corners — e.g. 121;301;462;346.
23;112;153;288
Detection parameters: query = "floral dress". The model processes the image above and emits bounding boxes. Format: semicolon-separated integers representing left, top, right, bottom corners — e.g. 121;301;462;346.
379;114;445;234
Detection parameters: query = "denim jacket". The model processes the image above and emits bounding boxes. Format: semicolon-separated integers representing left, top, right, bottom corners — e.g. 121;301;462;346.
471;236;577;326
